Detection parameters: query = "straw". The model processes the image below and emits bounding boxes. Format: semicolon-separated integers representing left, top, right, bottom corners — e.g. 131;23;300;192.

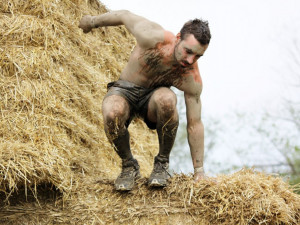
0;0;299;224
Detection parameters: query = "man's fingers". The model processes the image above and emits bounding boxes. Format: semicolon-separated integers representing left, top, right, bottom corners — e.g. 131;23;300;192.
194;173;219;185
193;172;205;182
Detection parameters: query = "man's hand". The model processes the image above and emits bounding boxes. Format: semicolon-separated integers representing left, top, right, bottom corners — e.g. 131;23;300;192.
79;15;93;33
193;167;205;182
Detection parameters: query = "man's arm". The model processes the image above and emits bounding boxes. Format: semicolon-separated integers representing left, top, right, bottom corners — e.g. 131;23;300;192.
176;62;205;181
79;10;164;49
184;91;205;181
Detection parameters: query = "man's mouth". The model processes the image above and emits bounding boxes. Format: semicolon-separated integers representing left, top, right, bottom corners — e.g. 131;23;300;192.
180;61;190;67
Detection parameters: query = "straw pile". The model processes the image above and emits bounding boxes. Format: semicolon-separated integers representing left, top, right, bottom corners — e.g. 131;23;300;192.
0;169;299;224
0;0;299;224
0;0;156;196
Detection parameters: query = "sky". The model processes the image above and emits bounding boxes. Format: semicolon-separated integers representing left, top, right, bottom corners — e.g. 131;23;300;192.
102;0;300;174
102;0;300;114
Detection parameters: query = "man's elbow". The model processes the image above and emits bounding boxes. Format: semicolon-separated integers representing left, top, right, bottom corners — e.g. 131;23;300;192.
115;10;131;19
117;10;130;14
187;120;203;134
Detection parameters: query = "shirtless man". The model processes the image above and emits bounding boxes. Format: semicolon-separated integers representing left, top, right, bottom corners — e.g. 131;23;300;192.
79;10;211;191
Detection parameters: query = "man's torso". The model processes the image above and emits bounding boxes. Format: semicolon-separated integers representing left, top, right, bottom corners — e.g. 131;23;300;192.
120;31;194;89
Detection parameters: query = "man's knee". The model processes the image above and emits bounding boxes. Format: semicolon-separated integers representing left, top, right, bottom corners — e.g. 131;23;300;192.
104;109;127;123
102;95;130;126
154;89;178;118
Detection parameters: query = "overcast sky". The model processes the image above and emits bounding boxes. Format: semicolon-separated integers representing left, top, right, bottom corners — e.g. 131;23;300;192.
103;0;300;115
102;0;300;174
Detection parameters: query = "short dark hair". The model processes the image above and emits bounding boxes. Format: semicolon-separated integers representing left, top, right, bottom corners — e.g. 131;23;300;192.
180;19;211;45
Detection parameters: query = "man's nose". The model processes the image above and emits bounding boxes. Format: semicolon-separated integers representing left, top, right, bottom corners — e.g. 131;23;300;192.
187;55;195;64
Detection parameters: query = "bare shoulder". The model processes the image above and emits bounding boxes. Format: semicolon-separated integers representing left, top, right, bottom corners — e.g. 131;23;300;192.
132;17;165;49
177;63;203;96
163;31;175;44
154;30;175;49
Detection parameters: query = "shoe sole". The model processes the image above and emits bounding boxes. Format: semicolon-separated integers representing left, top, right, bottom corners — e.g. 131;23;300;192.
115;174;141;191
115;185;133;191
149;178;167;187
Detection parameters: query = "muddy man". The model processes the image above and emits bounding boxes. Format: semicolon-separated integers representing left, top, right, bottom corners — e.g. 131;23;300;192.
79;10;211;191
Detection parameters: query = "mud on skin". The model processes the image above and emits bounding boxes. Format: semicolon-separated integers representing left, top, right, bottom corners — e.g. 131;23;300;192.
140;48;193;88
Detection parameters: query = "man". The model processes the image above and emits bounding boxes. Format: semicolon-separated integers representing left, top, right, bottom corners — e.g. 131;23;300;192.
79;10;211;191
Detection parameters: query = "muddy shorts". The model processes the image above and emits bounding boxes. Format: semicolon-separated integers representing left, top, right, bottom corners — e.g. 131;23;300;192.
104;80;161;130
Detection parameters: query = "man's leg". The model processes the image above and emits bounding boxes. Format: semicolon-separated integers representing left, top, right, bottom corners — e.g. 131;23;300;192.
146;87;179;186
102;95;140;191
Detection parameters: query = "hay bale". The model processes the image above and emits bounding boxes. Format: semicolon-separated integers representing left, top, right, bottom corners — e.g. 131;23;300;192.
0;1;299;224
0;170;299;224
0;0;157;197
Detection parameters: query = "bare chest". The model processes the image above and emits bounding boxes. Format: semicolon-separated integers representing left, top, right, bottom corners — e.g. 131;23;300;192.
137;48;190;88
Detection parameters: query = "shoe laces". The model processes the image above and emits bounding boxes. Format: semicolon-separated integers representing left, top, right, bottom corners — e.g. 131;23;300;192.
119;166;137;178
154;162;171;176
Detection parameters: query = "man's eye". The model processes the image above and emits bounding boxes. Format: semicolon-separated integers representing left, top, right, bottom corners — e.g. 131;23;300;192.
186;49;192;54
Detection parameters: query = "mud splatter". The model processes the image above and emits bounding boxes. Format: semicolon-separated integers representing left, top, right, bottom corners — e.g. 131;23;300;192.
139;48;193;88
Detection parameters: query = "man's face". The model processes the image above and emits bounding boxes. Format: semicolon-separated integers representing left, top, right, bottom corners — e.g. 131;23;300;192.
174;34;208;67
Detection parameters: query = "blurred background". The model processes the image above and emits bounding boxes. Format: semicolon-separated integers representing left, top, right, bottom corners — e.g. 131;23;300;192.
103;0;300;185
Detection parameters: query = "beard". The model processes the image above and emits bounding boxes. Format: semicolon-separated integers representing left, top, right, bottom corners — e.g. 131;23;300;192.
173;42;182;66
173;41;190;68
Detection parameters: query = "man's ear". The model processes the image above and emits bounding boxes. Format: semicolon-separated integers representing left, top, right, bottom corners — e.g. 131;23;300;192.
176;33;181;40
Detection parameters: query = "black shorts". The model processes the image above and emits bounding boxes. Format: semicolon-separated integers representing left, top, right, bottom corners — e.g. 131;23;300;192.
104;80;160;130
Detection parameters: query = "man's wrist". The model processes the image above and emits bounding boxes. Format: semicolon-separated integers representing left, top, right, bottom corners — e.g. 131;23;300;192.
91;16;101;29
91;16;96;28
